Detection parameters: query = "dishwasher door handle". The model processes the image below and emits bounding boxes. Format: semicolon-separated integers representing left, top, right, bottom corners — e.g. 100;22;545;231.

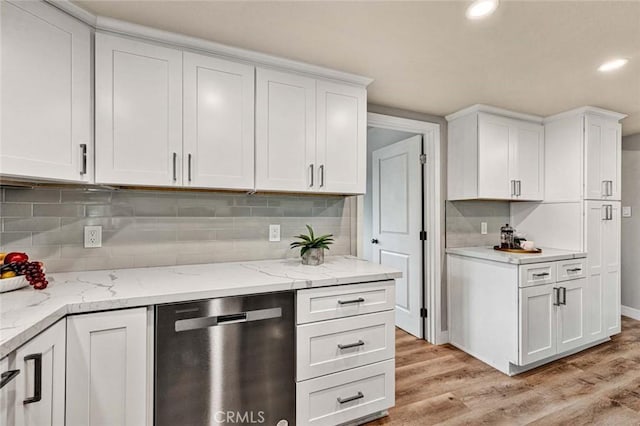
175;307;282;332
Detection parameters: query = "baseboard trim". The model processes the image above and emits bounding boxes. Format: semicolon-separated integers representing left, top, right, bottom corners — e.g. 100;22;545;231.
622;305;640;320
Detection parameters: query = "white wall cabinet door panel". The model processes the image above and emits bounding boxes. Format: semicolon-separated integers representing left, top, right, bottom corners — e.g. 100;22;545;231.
256;68;316;192
511;122;544;201
477;113;513;199
95;33;183;186
556;279;588;353
183;52;255;189
12;320;66;426
1;0;91;182
316;81;366;194
66;308;148;426
519;284;557;365
603;202;621;335
585;116;621;200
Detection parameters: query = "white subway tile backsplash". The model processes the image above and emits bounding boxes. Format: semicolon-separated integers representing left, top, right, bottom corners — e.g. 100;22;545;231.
0;188;355;273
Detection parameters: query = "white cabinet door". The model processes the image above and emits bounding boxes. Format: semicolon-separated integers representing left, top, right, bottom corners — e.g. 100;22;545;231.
511;121;544;201
1;0;91;182
585;201;607;341
0;356;13;426
95;33;183;186
256;68;316;192
478;113;513;199
603;202;621;335
556;278;588;353
316;81;366;194
519;284;557;365
66;308;148;426
183;52;255;190
11;320;66;426
585;115;622;200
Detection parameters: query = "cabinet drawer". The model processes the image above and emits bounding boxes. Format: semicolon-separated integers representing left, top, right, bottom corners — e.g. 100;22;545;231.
296;359;395;426
297;281;395;324
556;259;586;282
519;262;556;287
297;311;395;381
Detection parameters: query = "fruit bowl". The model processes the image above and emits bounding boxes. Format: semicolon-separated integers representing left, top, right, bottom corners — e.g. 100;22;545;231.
0;275;29;293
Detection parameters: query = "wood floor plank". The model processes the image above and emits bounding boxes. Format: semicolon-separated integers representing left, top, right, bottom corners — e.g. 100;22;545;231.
366;317;640;426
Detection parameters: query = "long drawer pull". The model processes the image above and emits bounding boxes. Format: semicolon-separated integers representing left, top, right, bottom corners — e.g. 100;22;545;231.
533;272;550;278
337;391;364;404
567;268;582;272
0;369;20;389
338;340;365;350
337;297;365;305
23;353;42;404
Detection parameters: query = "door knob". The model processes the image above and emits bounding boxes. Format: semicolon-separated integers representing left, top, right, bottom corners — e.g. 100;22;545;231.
371;238;379;244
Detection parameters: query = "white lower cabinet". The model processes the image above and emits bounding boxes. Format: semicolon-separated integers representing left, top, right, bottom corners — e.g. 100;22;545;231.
296;359;395;426
556;279;588;353
66;308;149;426
296;283;396;424
0;319;66;426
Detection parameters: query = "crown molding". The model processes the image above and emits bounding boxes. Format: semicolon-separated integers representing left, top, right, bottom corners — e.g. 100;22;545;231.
445;104;544;123
543;106;628;123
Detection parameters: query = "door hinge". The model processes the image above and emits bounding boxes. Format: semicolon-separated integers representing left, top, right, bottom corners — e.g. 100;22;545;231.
420;230;427;241
420;308;428;318
420;154;427;164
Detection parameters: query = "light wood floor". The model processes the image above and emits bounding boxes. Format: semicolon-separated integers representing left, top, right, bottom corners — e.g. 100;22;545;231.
367;316;640;425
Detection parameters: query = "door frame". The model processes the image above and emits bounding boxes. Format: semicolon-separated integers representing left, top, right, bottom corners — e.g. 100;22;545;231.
359;113;442;344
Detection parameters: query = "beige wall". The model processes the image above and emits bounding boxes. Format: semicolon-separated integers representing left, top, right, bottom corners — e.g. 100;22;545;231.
622;133;640;311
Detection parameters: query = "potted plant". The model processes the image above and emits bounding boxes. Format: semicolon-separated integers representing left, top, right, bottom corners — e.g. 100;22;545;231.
290;225;334;266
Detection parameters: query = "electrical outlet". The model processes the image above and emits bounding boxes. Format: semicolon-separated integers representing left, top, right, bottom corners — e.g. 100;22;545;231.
481;222;488;235
84;225;102;248
269;224;281;242
623;206;632;218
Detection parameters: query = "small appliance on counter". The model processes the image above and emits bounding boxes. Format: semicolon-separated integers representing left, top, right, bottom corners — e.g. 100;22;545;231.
494;224;542;253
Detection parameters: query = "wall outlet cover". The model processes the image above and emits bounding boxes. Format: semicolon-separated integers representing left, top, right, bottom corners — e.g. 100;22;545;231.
84;225;102;248
623;206;632;218
269;224;281;242
481;222;488;235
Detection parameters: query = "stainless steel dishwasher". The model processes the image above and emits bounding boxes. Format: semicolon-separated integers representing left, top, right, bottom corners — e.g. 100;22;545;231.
155;292;295;426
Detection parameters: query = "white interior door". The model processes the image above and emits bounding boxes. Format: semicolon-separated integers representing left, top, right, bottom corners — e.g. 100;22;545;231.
372;135;423;337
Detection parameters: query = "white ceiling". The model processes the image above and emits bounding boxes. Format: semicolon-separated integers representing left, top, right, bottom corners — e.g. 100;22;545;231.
75;0;640;135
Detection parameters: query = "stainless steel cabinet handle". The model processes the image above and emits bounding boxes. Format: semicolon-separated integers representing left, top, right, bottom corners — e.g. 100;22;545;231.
567;268;582;272
553;288;560;306
172;153;177;182
602;180;608;197
309;164;314;187
560;287;567;305
338;340;365;350
607;180;613;196
0;369;20;389
188;153;192;182
517;180;522;196
511;180;515;196
533;272;550;278
337;297;365;305
319;164;324;188
175;307;282;332
79;144;87;175
23;353;42;404
337;391;364;404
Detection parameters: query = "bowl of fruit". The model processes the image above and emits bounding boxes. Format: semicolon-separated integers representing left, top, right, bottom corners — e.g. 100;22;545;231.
0;252;48;293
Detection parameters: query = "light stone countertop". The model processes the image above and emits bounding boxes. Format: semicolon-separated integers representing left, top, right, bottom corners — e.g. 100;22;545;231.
446;246;587;265
0;256;401;359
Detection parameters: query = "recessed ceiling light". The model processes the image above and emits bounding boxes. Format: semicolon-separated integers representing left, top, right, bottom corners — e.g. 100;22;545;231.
466;0;499;20
598;58;629;72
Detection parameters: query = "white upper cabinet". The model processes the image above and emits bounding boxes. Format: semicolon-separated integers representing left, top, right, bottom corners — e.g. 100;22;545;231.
316;81;367;194
256;68;367;194
447;106;544;201
0;0;91;182
585;114;622;201
183;52;255;189
256;68;316;192
95;33;183;186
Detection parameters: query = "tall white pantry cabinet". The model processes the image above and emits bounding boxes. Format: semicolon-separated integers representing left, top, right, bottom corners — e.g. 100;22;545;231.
512;107;625;337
